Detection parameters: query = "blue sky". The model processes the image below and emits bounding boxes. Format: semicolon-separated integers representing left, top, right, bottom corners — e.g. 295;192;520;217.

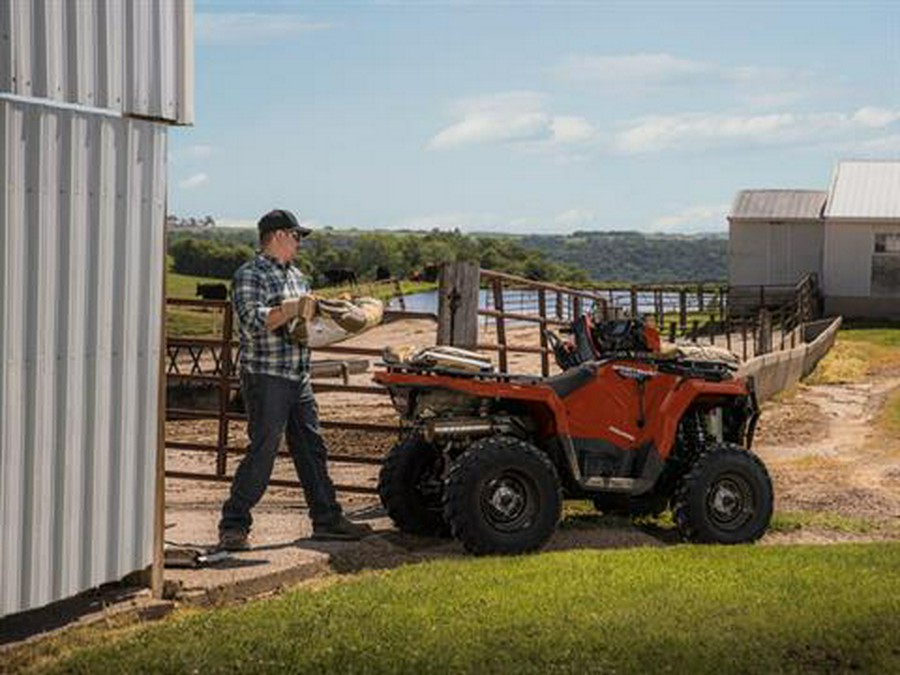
170;1;900;234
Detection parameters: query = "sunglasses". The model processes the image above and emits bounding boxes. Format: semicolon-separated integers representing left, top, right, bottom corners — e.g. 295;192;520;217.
284;229;302;242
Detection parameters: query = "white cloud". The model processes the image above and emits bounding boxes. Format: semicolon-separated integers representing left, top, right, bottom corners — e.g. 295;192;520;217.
845;134;900;154
216;218;256;229
556;53;712;84
428;92;595;151
554;209;598;229
179;173;209;190
184;144;216;159
550;116;595;143
613;107;900;154
652;204;729;233
196;13;331;45
852;107;900;128
555;52;816;107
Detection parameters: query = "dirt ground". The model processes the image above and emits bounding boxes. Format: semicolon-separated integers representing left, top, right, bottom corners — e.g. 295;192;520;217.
165;318;900;577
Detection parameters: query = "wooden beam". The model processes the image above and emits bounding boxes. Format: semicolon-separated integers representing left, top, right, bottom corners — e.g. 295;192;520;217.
437;261;480;348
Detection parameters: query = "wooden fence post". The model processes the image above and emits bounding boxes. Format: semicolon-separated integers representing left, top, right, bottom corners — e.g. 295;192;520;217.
492;278;509;373
756;308;772;355
437;261;480;348
538;289;549;377
216;306;233;477
679;290;687;329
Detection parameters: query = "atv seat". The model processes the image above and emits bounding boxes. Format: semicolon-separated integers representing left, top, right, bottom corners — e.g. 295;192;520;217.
545;363;595;398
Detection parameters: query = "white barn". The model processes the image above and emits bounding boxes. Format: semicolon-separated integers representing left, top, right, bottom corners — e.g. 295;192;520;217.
1;1;193;617
728;161;900;319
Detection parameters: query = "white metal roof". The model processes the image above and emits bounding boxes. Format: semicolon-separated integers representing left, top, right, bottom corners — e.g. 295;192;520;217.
825;160;900;220
729;190;827;222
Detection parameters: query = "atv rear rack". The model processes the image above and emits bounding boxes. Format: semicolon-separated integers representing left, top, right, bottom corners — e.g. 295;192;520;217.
378;361;546;384
379;352;736;384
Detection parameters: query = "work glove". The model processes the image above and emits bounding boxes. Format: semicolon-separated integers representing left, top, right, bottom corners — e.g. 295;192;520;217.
281;295;317;321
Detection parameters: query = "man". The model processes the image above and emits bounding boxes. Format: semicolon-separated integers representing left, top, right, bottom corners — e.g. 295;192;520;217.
218;209;372;550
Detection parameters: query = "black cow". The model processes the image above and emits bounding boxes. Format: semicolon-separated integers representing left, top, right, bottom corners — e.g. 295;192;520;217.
421;264;440;283
322;268;358;287
196;282;228;300
375;265;392;281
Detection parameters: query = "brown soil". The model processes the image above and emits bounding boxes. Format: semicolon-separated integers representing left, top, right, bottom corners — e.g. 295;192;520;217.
754;377;900;524
166;319;900;566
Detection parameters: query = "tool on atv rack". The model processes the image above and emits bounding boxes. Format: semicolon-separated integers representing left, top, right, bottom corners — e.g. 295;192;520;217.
374;318;770;556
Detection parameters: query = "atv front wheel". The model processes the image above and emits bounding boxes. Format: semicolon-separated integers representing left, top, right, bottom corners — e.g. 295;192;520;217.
672;444;773;544
378;434;449;537
443;435;561;555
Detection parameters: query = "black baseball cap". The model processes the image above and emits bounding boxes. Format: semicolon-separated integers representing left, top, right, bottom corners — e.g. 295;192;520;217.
257;209;312;237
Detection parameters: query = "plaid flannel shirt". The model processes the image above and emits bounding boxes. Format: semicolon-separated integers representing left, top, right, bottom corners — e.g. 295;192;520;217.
232;254;310;381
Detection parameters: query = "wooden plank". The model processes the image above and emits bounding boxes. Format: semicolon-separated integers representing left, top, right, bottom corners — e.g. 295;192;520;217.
492;278;508;373
165;471;379;495
437;261;480;348
538;289;549;377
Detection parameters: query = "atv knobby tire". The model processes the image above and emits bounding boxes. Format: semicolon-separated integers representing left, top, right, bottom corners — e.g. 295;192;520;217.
378;434;449;537
673;443;773;544
443;435;561;555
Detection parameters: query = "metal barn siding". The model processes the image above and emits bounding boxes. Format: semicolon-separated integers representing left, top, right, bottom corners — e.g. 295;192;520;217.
822;221;874;297
0;99;166;616
728;221;824;286
0;0;194;125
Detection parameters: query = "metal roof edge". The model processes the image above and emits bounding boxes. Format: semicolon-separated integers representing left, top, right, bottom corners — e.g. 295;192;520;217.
0;93;122;119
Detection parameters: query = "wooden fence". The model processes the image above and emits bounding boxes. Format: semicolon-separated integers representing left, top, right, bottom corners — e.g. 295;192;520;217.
164;267;820;494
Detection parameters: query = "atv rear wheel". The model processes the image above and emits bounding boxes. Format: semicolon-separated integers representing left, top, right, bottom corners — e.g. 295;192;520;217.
443;435;561;555
672;444;773;544
378;434;449;537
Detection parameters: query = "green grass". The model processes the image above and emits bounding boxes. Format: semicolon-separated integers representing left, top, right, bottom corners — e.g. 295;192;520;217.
770;511;899;536
164;271;232;337
807;327;900;384
877;388;900;435
166;270;231;300
18;543;900;674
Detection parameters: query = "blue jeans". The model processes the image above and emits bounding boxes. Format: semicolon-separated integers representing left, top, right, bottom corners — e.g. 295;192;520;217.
220;373;342;533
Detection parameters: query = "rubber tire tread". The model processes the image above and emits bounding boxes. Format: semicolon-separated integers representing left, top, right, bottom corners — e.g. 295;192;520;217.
443;435;562;555
378;434;450;537
672;443;773;544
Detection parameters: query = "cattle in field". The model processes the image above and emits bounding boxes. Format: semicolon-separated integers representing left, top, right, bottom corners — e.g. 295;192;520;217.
196;282;228;300
410;264;440;283
322;268;358;287
375;265;392;281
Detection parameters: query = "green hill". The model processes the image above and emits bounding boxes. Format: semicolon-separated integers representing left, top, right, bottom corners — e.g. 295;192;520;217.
519;231;728;283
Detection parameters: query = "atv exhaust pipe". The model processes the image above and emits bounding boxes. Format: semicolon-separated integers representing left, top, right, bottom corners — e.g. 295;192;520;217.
423;417;513;443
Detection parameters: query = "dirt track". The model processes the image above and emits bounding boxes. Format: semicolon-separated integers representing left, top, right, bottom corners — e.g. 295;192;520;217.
166;319;900;548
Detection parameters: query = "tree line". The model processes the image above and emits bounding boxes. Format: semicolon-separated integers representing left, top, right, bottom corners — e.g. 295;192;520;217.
168;229;590;287
519;231;728;283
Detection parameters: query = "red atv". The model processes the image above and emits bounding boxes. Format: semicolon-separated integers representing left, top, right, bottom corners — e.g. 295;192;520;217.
374;317;772;555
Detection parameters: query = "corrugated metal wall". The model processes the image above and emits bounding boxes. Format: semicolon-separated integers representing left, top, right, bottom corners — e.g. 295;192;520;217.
0;0;193;125
0;0;190;617
728;220;824;286
823;222;875;297
0;99;167;616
